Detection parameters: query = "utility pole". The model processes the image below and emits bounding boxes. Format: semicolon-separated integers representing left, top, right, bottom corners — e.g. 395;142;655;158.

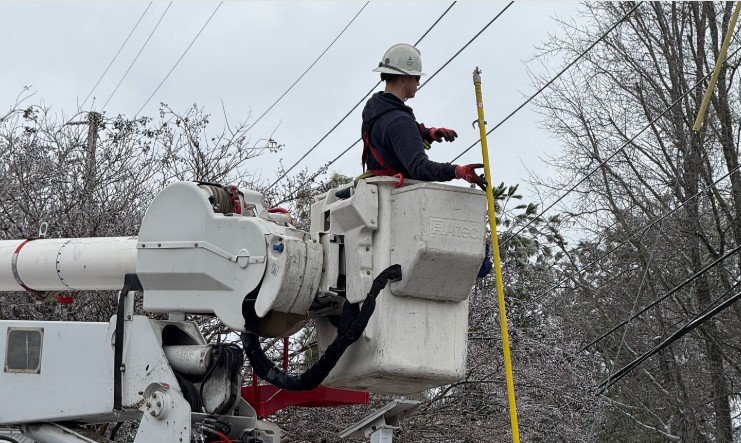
84;112;101;187
82;112;101;229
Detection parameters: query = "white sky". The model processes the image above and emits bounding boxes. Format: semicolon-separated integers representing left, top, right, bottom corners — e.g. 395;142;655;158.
0;0;587;204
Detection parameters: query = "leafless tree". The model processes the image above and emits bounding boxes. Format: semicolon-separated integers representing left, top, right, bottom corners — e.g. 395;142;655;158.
536;2;741;441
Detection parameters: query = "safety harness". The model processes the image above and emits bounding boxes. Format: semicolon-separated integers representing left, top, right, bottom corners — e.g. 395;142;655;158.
361;126;401;177
360;117;431;187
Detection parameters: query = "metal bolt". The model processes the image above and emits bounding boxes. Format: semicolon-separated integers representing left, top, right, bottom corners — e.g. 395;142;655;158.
366;271;371;275
146;402;151;408
150;410;156;416
365;247;370;251
152;393;157;399
194;243;199;247
371;219;376;224
156;401;162;407
157;243;161;247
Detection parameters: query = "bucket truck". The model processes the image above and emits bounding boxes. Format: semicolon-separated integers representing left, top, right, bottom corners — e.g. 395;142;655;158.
0;177;486;442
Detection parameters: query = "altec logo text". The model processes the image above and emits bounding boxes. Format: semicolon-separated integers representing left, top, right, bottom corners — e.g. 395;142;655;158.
428;217;479;240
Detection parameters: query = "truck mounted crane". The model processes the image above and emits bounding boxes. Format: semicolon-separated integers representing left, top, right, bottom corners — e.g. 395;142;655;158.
0;177;485;442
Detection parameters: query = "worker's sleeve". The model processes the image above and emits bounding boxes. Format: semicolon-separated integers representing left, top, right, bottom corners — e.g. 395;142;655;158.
386;116;457;181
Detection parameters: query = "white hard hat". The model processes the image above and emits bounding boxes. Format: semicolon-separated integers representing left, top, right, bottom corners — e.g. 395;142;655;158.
373;43;425;76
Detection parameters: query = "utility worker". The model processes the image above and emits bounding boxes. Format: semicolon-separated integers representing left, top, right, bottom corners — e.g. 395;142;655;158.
361;43;487;190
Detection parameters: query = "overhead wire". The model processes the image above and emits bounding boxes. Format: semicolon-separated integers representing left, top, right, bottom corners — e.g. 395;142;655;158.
498;43;741;248
134;2;223;118
532;165;741;302
419;1;514;90
413;1;458;44
589;220;662;432
273;0;636;198
246;2;370;133
270;1;515;195
100;2;173;113
80;2;153;109
597;284;741;392
265;1;459;192
582;242;741;351
450;1;644;163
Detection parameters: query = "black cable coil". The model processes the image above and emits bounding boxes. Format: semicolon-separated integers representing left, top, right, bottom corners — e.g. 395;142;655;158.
242;264;402;391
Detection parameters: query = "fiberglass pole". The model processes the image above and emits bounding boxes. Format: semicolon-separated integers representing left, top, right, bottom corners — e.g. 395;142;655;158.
472;67;521;442
692;1;741;131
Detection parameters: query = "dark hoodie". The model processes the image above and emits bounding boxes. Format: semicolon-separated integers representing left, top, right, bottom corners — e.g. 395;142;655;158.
361;92;457;181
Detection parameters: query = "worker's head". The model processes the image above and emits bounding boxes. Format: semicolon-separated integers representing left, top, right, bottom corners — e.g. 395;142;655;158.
374;43;424;101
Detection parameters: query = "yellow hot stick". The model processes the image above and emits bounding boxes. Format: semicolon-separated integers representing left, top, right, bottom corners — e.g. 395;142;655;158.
692;1;741;131
472;67;521;442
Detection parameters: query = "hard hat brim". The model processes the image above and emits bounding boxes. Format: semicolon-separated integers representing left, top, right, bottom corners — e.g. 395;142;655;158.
372;66;426;76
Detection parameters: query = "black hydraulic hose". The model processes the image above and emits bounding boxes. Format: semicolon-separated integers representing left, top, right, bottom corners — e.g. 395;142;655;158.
242;264;402;391
113;285;130;410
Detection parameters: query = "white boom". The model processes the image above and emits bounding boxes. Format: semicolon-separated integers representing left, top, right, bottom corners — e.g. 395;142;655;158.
0;237;137;292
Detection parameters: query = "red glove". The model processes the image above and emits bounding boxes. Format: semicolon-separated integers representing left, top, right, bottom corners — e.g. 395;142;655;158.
455;163;487;190
419;124;458;143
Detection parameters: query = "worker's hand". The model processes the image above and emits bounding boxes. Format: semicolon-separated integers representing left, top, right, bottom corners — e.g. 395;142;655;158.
428;127;458;142
455;163;487;191
419;124;458;143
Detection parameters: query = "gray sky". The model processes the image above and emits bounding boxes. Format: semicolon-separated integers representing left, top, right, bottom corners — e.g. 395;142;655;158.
0;0;586;203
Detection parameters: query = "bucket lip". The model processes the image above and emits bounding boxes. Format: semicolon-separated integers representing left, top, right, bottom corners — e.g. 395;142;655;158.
371;178;485;196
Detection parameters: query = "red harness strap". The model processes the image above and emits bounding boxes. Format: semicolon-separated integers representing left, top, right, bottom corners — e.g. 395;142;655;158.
362;132;403;178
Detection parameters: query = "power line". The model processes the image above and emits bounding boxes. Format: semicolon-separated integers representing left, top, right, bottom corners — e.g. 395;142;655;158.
589;221;662;433
246;2;370;133
270;1;515;194
80;2;153;109
450;2;643;163
101;2;172;113
583;242;741;351
532;165;741;302
419;1;514;90
597;283;741;393
265;1;458;192
267;80;378;192
134;2;223;118
498;44;741;249
413;1;457;46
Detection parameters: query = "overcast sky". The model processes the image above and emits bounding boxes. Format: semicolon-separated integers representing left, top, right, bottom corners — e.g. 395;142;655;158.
1;0;587;204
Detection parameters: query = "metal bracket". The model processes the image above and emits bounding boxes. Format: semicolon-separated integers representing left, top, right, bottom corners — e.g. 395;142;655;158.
135;383;191;442
38;222;48;238
339;400;421;442
138;240;266;265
